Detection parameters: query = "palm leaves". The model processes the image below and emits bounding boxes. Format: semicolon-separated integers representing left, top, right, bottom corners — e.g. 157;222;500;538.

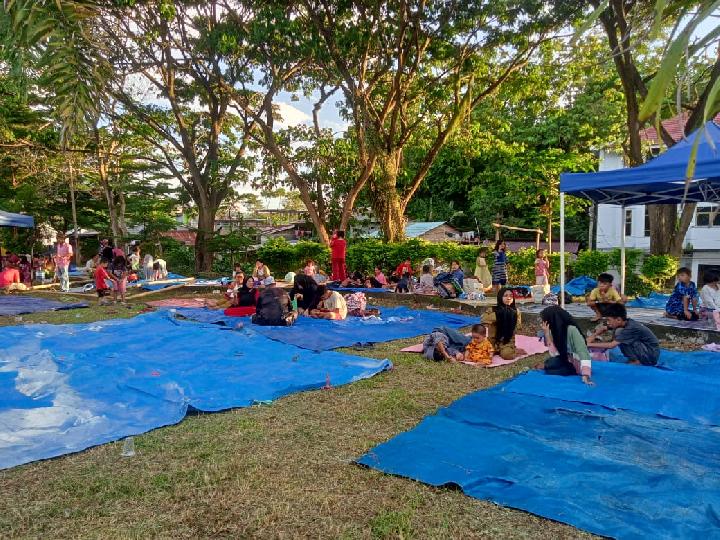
2;0;109;145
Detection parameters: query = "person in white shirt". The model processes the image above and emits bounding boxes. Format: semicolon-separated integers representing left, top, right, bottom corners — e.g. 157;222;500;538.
701;272;720;329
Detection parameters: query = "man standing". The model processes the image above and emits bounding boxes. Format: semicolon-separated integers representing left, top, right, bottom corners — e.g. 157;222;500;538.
54;232;73;292
330;230;347;281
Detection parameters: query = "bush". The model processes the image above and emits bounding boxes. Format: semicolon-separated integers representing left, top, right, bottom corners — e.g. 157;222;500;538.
160;238;195;276
608;248;644;273
641;254;678;287
256;238;330;276
572;250;610;278
624;273;654;297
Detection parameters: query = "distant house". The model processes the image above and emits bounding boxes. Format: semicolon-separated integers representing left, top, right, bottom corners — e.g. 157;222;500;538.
363;221;462;242
596;114;720;283
162;229;196;247
259;222;312;244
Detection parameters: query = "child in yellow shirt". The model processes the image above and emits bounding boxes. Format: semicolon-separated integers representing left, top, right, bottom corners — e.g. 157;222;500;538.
587;273;625;321
464;323;495;365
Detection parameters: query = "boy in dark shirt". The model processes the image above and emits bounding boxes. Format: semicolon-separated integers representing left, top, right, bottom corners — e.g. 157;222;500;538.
587;303;660;365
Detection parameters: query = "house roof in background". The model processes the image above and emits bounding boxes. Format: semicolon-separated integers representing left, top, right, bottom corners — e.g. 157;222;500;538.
162;230;196;246
406;221;457;238
640;113;720;144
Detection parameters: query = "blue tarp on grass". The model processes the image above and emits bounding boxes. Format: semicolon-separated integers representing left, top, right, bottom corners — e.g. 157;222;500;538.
0;311;390;469
174;306;478;351
358;386;720;539
626;291;671;309
551;275;597;296
0;296;88;316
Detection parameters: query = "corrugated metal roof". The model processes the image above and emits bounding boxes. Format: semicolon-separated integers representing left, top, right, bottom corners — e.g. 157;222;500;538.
405;221;448;238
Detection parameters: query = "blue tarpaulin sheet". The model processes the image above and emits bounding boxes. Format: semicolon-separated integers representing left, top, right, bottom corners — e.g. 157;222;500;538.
551;275;596;296
502;362;720;426
626;291;671;309
0;311;390;469
328;286;391;293
358;385;720;539
0;296;88;316
175;306;478;351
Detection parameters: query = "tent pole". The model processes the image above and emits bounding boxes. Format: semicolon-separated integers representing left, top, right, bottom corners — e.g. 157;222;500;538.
560;192;566;308
620;205;626;296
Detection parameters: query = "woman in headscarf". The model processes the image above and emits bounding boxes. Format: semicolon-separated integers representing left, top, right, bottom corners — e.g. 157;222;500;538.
291;272;320;313
539;305;593;385
481;287;522;360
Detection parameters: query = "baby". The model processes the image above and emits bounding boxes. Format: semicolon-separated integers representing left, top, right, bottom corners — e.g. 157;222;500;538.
464;323;494;366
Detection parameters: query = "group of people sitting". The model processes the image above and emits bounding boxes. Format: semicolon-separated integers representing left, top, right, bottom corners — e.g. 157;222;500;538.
224;260;380;327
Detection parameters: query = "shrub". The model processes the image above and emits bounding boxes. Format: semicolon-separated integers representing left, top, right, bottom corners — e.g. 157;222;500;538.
641;254;678;287
624;273;654;297
160;238;195;277
572;250;610;278
256;238;330;276
608;248;644;273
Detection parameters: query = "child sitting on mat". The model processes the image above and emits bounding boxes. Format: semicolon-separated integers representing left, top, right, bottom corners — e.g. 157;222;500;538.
95;258;117;305
345;291;380;317
700;271;720;329
587;273;625;322
463;323;494;366
665;267;699;321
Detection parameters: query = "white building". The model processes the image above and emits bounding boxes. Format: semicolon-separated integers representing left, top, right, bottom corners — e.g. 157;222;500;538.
595;115;720;285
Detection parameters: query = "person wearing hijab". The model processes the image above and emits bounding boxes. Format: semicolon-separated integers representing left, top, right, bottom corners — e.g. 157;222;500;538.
540;305;593;385
291;273;320;313
481;286;521;360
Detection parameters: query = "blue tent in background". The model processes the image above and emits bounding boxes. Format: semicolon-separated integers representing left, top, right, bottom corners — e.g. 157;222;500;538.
557;121;720;300
0;210;34;228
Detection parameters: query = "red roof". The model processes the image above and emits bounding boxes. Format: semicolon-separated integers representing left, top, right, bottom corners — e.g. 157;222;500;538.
640;112;720;144
162;230;196;246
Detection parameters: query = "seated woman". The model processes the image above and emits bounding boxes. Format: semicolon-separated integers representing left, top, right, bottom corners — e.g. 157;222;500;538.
292;273;320;313
310;286;348;320
340;271;365;288
225;272;245;302
422;326;470;362
252;277;297;326
481;287;522;360
539;305;593;385
225;276;259;316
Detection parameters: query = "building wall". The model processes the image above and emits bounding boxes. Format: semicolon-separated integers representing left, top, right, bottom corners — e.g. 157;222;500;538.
419;224;461;243
596;150;720;252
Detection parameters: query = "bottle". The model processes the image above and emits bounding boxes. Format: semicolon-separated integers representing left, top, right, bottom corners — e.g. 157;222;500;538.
121;436;136;457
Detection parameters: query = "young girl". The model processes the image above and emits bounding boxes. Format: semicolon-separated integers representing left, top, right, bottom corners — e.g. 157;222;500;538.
474;247;492;291
665;267;699;321
373;266;388;286
491;240;509;291
482;287;522;360
252;259;271;283
110;255;129;304
95;258;117;305
540;305;593;385
18;256;32;288
534;248;550;286
225;272;245;303
417;265;435;294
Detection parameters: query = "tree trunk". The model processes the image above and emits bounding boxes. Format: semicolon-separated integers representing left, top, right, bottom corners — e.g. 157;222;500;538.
195;203;217;273
369;150;406;242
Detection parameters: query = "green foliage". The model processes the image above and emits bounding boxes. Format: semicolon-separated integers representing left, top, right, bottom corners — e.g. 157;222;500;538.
159;238;194;277
608;248;644;273
256;238;330;277
624;273;654;297
572;250;610;278
641;254;679;286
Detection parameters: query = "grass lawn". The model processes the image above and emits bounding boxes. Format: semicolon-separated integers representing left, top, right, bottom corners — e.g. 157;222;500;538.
0;290;594;539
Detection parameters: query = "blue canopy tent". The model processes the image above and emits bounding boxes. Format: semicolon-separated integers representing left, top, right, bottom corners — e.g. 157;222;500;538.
0;210;34;228
558;121;720;302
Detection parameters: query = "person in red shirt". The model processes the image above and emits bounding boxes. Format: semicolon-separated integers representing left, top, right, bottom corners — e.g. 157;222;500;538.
329;230;347;281
394;259;413;279
0;264;24;291
94;258;117;304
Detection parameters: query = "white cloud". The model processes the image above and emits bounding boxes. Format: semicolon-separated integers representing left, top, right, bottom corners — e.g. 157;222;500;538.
274;101;311;127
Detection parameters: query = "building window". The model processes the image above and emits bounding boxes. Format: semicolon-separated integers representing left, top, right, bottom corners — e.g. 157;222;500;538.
644;207;650;237
625;209;632;236
695;206;720;227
